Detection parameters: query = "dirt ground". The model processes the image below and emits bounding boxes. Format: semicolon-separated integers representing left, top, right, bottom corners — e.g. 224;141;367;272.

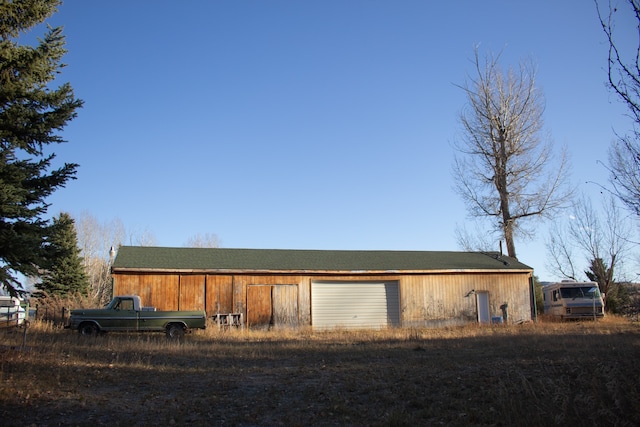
1;319;639;426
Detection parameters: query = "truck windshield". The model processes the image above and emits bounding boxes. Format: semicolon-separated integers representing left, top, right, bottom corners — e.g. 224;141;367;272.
560;286;600;299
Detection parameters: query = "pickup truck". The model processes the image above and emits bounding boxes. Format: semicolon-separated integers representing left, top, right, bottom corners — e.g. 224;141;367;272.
66;295;206;338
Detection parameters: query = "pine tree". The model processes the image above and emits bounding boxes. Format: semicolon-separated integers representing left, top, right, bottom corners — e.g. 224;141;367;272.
585;258;629;314
36;213;89;296
0;0;83;295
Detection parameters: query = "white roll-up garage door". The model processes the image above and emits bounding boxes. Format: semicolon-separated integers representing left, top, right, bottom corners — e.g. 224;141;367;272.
311;281;400;329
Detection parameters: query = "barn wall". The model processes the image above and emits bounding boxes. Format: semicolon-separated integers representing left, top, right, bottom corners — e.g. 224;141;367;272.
246;285;273;326
400;272;532;326
272;284;300;327
179;275;205;311
232;275;305;328
113;274;179;310
205;275;233;314
113;270;532;327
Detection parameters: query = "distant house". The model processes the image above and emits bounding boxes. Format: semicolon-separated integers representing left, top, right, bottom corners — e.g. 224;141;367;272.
111;246;535;329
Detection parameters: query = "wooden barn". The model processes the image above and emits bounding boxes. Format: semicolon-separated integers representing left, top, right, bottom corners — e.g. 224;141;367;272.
111;246;535;329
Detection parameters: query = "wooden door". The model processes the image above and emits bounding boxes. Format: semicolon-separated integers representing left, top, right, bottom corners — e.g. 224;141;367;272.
247;284;299;329
247;285;272;328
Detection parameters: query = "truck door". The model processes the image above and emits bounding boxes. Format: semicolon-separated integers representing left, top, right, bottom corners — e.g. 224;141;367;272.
109;297;138;331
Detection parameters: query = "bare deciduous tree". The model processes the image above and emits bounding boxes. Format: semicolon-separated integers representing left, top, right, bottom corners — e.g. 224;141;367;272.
546;220;579;280
545;194;633;309
455;220;496;252
75;212;126;305
596;0;640;215
125;227;157;247
75;214;158;305
453;48;571;259
184;232;220;248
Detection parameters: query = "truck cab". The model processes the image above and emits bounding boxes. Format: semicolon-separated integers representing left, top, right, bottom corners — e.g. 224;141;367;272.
105;295;156;312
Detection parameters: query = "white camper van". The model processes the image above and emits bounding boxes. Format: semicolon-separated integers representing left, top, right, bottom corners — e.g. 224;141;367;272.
542;281;604;320
0;296;28;327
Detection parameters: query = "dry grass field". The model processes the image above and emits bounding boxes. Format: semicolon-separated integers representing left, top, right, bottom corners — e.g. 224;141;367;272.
1;317;639;426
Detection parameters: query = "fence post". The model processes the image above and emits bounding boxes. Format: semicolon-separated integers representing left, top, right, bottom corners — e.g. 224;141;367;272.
21;321;28;349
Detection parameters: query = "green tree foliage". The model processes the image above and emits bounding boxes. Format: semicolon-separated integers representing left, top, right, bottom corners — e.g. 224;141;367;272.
585;257;629;313
36;212;89;297
0;0;82;295
533;275;544;316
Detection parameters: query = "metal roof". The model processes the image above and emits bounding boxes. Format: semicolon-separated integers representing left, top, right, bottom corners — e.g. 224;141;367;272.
112;246;533;273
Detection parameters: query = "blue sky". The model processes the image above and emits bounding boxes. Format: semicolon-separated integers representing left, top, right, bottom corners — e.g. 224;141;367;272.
33;1;636;281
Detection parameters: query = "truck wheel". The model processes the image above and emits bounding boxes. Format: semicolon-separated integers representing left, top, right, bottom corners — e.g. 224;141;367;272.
79;323;98;336
166;324;185;340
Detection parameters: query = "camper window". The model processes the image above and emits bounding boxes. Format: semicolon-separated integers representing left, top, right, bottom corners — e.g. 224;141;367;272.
560;286;600;299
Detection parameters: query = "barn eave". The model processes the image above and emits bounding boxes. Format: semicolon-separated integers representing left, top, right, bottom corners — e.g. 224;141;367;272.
110;267;533;275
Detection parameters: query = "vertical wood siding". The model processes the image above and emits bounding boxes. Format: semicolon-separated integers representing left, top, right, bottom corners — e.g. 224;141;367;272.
247;285;272;327
232;275;304;322
113;271;532;327
113;274;179;311
400;272;532;326
298;277;311;325
244;280;300;328
272;285;299;328
179;275;205;311
205;275;233;314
